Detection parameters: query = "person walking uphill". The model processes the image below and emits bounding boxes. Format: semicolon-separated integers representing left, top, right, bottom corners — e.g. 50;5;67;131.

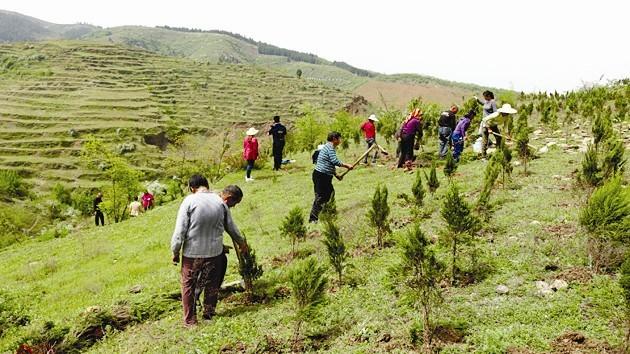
93;192;104;226
243;127;259;182
268;115;287;171
309;132;353;223
397;108;423;169
438;105;458;158
360;114;379;164
452;109;476;162
171;175;249;327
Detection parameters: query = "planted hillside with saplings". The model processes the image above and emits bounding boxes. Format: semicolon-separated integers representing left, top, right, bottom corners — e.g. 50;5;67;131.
0;41;353;187
0;78;628;353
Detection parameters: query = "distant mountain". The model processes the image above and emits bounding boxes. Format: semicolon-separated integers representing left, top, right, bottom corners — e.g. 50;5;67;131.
0;10;498;107
0;10;97;42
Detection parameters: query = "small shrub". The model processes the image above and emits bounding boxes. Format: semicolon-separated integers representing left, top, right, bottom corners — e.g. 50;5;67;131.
602;136;626;179
441;183;481;283
51;183;72;206
0;171;27;200
580;177;630;271
425;163;440;195
280;207;307;257
620;256;630;350
391;224;445;352
580;143;601;187
443;151;457;180
237;236;263;300
288;257;327;342
320;196;337;222
476;156;501;218
321;218;347;285
0;290;30;336
412;170;425;208
367;184;391;248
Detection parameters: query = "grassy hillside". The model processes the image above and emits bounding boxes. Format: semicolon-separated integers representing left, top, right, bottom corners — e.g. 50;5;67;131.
0;41;352;188
0;131;626;352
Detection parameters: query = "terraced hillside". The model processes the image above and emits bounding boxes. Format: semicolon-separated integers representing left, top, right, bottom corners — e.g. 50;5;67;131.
0;41;353;188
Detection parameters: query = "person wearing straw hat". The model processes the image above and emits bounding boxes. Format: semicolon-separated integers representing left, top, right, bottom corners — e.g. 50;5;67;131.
243;127;259;182
480;103;518;158
360;114;379;164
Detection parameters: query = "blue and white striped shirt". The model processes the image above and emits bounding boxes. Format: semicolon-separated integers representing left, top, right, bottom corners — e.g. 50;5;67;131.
315;142;343;176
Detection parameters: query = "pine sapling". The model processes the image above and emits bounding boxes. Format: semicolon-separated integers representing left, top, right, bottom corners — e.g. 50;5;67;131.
580;143;601;187
367;184;391;248
411;169;425;208
321;217;347;285
280;207;307;257
476;156;501;218
515;126;532;174
288;257;328;343
320;195;338;222
235;236;263;301
620;255;630;351
602;135;626;180
441;183;481;283
393;224;445;353
443;151;457;181
424;162;440;195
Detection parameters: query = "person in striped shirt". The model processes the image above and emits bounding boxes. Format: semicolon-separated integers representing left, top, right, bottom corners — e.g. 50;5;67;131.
309;131;353;222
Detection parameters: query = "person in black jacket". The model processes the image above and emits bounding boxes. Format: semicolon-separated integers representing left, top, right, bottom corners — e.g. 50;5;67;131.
268;115;287;171
438;105;458;158
93;192;104;226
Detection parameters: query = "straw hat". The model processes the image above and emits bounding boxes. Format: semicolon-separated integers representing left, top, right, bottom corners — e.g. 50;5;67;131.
245;127;259;135
368;114;379;122
497;103;517;114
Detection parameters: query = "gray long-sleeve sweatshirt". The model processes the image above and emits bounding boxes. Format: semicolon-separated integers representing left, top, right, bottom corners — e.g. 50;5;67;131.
171;190;244;258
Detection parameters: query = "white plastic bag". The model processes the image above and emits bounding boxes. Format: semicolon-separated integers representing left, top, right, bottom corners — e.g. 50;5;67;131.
472;137;483;153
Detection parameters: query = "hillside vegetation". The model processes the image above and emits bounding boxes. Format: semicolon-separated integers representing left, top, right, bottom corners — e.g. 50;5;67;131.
0;41;352;187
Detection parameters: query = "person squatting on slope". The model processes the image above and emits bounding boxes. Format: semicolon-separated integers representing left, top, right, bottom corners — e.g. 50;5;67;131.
243;127;259;182
397;108;423;169
141;190;154;211
452;109;476;162
359;114;379;164
438;105;458;158
268;115;287;171
171;175;248;327
309;132;353;223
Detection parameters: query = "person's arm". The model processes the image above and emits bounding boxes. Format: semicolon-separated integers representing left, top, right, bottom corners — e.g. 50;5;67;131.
223;205;248;253
482;112;499;130
170;198;191;263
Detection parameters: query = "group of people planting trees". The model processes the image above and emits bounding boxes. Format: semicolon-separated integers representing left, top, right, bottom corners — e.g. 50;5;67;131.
169;91;525;328
92;190;154;226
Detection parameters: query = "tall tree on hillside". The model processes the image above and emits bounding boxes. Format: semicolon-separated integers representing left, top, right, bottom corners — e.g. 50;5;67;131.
81;136;141;223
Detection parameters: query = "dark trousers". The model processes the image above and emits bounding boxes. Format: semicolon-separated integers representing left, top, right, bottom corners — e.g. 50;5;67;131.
245;160;255;178
309;170;334;222
438;126;452;158
397;134;415;168
482;124;501;157
363;138;378;163
180;254;227;325
95;211;104;226
272;141;285;170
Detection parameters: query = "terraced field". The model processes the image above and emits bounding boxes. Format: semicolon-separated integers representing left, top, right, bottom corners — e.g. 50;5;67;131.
0;41;353;188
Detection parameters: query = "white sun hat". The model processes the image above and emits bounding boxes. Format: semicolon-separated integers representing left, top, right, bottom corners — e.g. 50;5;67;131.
245;127;259;135
368;114;379;122
497;103;517;114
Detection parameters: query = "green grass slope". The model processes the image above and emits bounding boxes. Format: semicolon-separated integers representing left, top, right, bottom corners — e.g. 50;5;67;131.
0;10;97;42
0;41;352;187
0;141;624;353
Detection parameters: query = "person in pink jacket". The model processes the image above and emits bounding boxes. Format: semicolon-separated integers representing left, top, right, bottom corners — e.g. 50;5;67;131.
243;127;259;182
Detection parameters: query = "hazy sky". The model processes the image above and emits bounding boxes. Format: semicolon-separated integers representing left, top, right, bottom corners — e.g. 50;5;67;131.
4;0;629;92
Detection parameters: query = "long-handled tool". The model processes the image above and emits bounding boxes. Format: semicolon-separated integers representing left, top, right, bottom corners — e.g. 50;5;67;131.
335;143;389;180
487;130;538;150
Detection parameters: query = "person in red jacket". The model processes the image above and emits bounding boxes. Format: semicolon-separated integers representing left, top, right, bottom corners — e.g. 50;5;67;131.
243;127;259;182
359;114;379;164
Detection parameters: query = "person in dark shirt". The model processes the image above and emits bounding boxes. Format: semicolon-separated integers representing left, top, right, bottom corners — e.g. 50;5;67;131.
93;192;104;226
438;105;458;158
268;115;287;171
